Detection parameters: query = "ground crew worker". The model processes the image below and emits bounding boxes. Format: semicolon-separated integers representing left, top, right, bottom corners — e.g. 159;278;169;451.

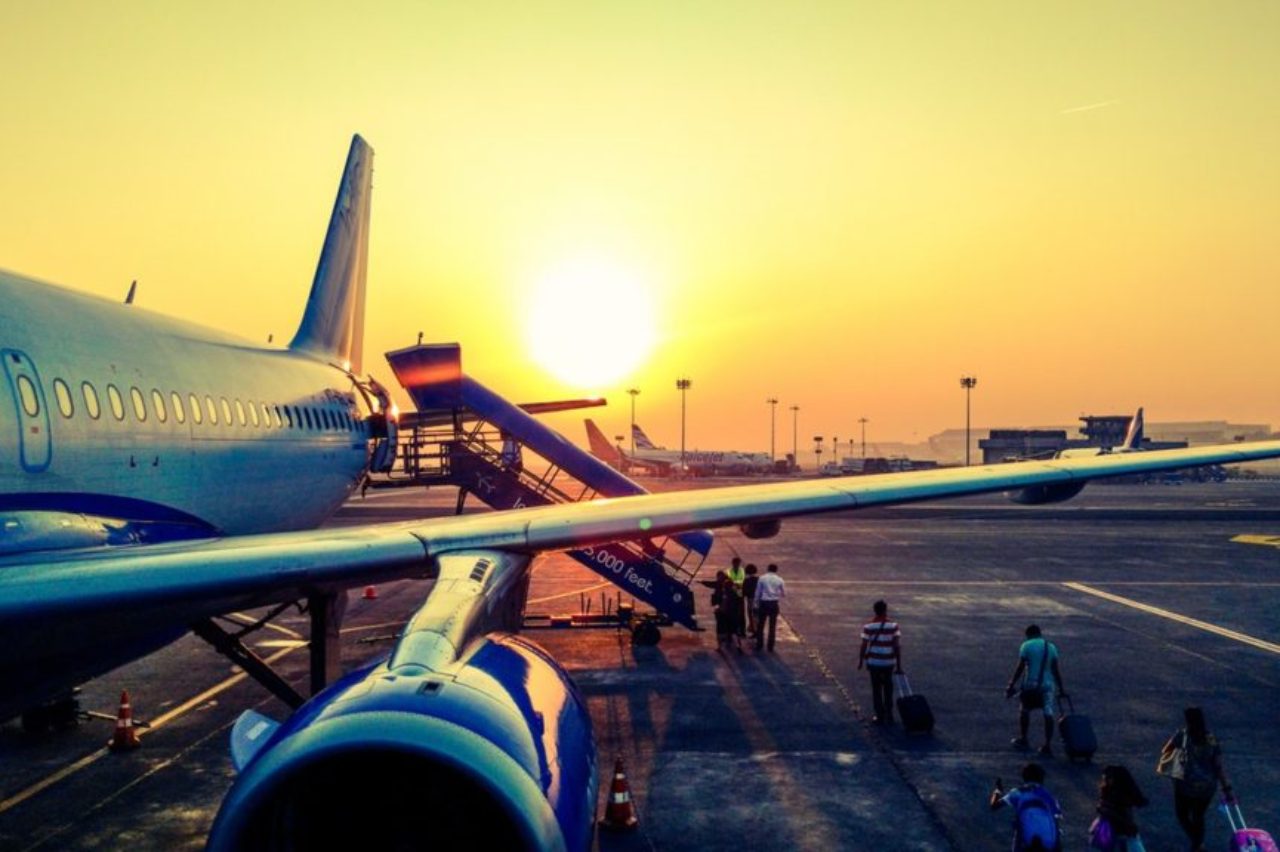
726;557;746;639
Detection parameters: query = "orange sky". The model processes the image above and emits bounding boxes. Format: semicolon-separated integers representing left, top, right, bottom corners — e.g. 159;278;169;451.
1;3;1277;457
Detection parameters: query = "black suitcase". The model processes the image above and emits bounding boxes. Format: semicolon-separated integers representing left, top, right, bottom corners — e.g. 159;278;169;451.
894;674;935;734
1058;694;1096;762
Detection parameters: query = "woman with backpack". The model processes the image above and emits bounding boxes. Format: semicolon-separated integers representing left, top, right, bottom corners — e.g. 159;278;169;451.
1157;707;1234;852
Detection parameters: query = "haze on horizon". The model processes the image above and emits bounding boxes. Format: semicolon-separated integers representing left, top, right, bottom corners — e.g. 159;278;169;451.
1;2;1276;454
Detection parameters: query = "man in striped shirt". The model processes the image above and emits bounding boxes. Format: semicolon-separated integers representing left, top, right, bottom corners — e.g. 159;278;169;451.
858;600;903;724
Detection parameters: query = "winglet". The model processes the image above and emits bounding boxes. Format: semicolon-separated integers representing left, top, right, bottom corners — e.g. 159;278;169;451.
1121;407;1144;450
289;135;374;373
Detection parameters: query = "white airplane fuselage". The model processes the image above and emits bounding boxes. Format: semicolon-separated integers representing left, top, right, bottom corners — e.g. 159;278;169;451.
0;271;371;541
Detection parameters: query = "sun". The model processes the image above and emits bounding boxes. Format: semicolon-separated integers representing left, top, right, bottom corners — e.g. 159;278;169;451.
525;255;657;389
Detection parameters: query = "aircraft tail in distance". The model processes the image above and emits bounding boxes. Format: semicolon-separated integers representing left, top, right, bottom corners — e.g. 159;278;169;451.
289;134;374;373
632;424;658;450
584;419;622;464
1121;407;1144;450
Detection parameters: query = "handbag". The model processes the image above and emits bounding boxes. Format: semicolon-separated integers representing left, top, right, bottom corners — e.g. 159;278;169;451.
1088;815;1115;851
1155;731;1188;780
1019;639;1052;709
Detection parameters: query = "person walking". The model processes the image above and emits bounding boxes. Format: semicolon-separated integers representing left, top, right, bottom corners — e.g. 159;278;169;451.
1091;764;1148;851
1156;707;1233;852
1004;625;1066;757
710;571;731;648
742;563;760;637
858;600;902;725
753;563;785;652
989;762;1063;851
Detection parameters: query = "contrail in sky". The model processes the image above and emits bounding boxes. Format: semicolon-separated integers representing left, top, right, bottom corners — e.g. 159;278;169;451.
1060;99;1121;115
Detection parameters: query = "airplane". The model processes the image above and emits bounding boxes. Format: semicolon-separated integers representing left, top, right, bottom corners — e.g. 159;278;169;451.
1009;407;1150;503
4;136;1280;851
584;418;772;475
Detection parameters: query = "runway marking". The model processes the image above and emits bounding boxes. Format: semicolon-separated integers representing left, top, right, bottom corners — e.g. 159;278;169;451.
527;581;614;606
228;610;303;640
786;580;1280;587
0;646;298;816
1233;534;1280;549
1063;582;1280;656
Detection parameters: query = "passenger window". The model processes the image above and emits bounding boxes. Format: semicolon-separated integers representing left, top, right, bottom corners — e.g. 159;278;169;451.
53;378;74;418
235;399;246;426
130;387;147;422
107;385;125;420
152;389;167;423
249;401;260;427
15;375;39;417
260;402;271;428
82;382;101;419
171;391;186;424
206;395;218;425
304;408;314;430
220;397;232;425
189;393;203;425
323;409;333;429
284;406;293;428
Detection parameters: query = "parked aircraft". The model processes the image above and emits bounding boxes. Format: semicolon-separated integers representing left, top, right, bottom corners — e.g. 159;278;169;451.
4;138;1280;851
584;419;771;475
1009;407;1148;504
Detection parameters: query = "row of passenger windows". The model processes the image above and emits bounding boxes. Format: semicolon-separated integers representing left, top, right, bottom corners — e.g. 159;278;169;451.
30;375;362;434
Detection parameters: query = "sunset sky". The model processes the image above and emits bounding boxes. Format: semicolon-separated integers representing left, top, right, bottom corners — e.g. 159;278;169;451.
2;2;1277;457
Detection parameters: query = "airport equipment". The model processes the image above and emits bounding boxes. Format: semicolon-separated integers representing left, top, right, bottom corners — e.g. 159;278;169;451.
361;585;377;600
1057;694;1096;763
894;674;934;735
107;691;141;752
377;343;713;630
599;757;640;832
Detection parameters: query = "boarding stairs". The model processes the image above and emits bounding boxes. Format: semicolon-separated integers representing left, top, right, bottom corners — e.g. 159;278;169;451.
375;343;712;629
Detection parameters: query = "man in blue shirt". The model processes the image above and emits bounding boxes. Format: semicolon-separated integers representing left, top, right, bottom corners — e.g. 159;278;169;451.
990;762;1062;851
1004;625;1066;757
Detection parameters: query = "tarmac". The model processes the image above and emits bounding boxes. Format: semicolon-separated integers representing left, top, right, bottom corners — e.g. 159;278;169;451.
2;479;1279;850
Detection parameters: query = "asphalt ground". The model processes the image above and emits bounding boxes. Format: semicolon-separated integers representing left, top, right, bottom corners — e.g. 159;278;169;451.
2;480;1279;850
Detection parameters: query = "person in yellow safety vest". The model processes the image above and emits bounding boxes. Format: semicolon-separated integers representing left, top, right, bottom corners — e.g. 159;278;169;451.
726;557;746;641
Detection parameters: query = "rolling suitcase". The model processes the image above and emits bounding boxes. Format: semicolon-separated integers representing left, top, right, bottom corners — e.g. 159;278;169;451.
1057;694;1096;762
894;674;934;735
1224;798;1278;852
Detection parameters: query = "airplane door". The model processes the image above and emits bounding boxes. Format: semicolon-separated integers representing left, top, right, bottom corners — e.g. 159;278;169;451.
3;349;52;472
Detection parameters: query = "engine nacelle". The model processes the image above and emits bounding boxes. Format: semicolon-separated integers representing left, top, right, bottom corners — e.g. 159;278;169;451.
739;518;782;539
208;633;596;852
1007;481;1087;505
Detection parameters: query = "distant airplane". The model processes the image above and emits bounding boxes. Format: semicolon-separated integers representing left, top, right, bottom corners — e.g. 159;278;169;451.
1009;407;1153;503
584;419;771;475
4;139;1280;851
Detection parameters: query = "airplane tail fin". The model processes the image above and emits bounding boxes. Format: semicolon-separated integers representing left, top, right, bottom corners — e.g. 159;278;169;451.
289;135;374;373
1122;406;1144;450
584;419;622;464
632;424;658;450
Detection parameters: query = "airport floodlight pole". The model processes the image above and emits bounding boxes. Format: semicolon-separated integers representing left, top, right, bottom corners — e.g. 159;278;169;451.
813;435;823;471
627;388;640;457
859;417;869;458
833;435;838;463
790;405;800;471
766;397;779;463
676;378;692;475
614;435;626;473
960;376;978;466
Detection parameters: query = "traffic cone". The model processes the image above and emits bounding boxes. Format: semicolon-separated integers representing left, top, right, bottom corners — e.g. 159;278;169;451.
599;756;639;831
362;585;377;600
107;690;141;752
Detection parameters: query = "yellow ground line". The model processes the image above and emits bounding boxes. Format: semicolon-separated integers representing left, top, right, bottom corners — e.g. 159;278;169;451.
227;610;303;640
1063;582;1280;655
526;581;614;607
0;646;297;815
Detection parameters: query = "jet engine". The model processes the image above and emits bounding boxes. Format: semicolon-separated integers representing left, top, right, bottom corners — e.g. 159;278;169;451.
1007;482;1087;505
208;632;596;852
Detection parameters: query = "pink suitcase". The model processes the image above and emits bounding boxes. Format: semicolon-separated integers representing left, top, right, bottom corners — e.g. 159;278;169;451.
1224;800;1278;852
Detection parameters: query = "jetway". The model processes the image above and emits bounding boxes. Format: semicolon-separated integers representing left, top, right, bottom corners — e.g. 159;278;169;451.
375;343;712;630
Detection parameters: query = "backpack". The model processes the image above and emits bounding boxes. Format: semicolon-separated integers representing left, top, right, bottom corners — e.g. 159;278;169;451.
1015;787;1061;851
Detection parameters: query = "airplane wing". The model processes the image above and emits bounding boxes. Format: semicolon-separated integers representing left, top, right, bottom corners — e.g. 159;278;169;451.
3;438;1278;637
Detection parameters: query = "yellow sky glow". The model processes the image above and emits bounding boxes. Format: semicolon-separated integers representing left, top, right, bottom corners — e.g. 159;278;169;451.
1;2;1277;456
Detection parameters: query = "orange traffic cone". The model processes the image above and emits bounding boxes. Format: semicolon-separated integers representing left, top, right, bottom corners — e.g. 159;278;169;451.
108;690;141;751
599;756;639;831
362;585;378;600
